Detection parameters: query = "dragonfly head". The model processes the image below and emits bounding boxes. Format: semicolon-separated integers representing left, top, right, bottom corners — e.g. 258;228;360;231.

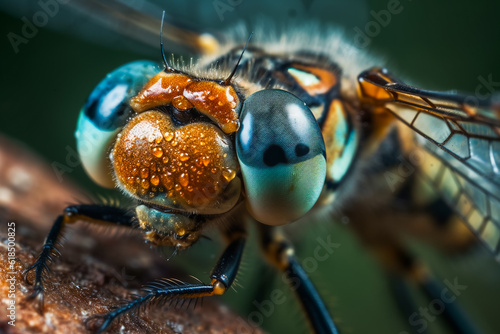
75;58;327;247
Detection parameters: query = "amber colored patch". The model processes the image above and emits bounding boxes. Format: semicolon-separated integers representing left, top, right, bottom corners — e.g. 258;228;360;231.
130;72;240;134
322;100;345;174
111;111;238;209
357;68;398;104
358;77;393;102
172;95;194;111
289;64;338;95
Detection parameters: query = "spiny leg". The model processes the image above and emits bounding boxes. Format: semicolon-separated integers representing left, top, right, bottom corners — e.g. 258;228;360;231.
23;204;137;310
258;225;339;334
88;228;247;333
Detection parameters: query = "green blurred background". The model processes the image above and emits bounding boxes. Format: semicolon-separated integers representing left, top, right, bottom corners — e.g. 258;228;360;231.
1;0;500;333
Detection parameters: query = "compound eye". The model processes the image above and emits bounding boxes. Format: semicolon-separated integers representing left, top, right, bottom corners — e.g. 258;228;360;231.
236;89;327;225
75;61;161;188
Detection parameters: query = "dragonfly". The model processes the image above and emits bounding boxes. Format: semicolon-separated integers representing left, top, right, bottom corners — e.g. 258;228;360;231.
7;0;499;333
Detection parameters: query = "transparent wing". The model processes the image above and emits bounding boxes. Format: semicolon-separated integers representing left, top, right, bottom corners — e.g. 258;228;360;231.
358;67;500;258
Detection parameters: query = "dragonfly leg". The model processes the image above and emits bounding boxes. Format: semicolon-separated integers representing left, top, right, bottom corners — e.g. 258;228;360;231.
387;272;431;334
258;225;340;334
87;228;246;333
23;204;137;311
379;242;480;334
419;271;480;334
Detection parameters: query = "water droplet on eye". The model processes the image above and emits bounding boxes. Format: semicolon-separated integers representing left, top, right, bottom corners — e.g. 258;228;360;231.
200;141;205;146
179;153;190;161
155;133;163;143
223;153;227;158
211;167;218;174
171;140;178;147
202;156;211;166
164;132;174;141
162;156;169;164
187;185;193;192
147;133;156;143
141;179;150;189
127;176;134;184
222;168;236;182
163;173;174;190
175;183;182;191
151;174;160;186
218;101;223;106
140;168;149;178
152;147;163;158
179;173;189;187
208;95;216;101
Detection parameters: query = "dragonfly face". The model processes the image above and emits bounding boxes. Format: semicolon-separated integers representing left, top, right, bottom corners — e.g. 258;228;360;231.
75;52;329;248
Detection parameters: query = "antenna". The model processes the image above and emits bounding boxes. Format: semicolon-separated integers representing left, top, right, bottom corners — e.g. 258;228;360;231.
160;11;175;72
223;32;253;85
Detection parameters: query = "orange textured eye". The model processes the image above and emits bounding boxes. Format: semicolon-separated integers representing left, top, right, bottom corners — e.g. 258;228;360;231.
111;110;241;214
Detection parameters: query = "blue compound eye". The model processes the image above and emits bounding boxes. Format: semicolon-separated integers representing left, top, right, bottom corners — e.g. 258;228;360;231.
75;60;161;188
236;89;327;225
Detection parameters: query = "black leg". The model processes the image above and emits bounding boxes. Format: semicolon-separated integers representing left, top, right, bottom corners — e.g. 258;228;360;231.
379;242;480;334
420;275;480;334
87;229;246;333
387;273;430;334
23;204;137;310
259;225;340;334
